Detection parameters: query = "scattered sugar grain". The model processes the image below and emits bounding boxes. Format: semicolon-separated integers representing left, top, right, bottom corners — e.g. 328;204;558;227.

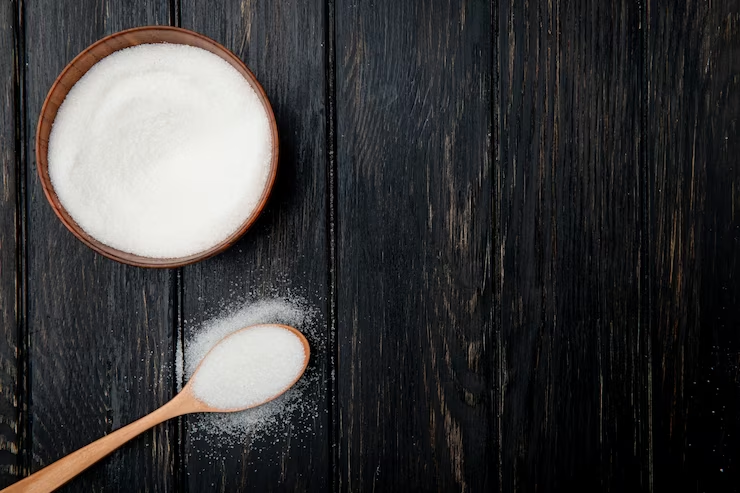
182;296;323;454
48;43;272;258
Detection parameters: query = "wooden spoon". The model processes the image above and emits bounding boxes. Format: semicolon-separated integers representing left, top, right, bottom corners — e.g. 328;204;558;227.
1;324;310;493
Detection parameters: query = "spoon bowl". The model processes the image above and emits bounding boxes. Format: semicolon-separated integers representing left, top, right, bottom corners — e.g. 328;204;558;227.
181;324;311;413
1;324;310;493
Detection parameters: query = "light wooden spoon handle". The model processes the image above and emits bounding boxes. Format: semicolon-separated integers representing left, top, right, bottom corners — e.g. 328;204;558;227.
1;395;194;493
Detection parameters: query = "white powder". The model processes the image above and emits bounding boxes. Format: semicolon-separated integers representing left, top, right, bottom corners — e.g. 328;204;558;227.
181;296;324;452
48;43;273;258
191;325;307;409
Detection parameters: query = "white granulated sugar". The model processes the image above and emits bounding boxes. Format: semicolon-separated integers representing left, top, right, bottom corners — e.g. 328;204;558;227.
191;325;306;409
48;43;272;258
182;297;323;452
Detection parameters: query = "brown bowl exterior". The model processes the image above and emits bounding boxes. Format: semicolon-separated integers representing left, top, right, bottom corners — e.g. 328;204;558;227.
36;26;279;268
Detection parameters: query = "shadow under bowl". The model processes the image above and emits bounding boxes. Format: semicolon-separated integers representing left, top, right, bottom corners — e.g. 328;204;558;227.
36;26;279;268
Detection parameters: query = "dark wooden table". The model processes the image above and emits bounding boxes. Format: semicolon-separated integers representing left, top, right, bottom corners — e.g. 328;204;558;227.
1;0;739;491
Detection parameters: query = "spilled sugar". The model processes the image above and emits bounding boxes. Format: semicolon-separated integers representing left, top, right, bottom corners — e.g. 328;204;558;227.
179;297;323;453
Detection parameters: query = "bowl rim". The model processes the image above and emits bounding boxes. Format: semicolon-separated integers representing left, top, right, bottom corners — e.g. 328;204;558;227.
35;25;279;268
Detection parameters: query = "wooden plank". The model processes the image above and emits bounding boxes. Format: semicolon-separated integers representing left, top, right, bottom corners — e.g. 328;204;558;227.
0;0;21;488
24;2;175;491
647;1;740;490
179;0;330;490
335;1;495;490
497;1;650;490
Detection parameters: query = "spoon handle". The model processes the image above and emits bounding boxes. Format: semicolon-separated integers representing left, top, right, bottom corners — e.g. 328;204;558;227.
1;396;187;493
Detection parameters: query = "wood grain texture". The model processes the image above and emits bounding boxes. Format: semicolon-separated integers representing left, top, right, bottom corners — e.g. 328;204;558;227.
647;1;740;491
0;1;736;491
497;1;650;490
179;0;329;490
335;0;495;490
0;0;20;488
24;1;175;492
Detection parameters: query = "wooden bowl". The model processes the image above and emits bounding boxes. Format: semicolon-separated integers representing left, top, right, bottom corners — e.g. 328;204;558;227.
36;26;279;268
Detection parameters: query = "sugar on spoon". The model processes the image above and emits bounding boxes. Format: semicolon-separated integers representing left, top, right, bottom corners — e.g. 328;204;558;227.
1;324;310;493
